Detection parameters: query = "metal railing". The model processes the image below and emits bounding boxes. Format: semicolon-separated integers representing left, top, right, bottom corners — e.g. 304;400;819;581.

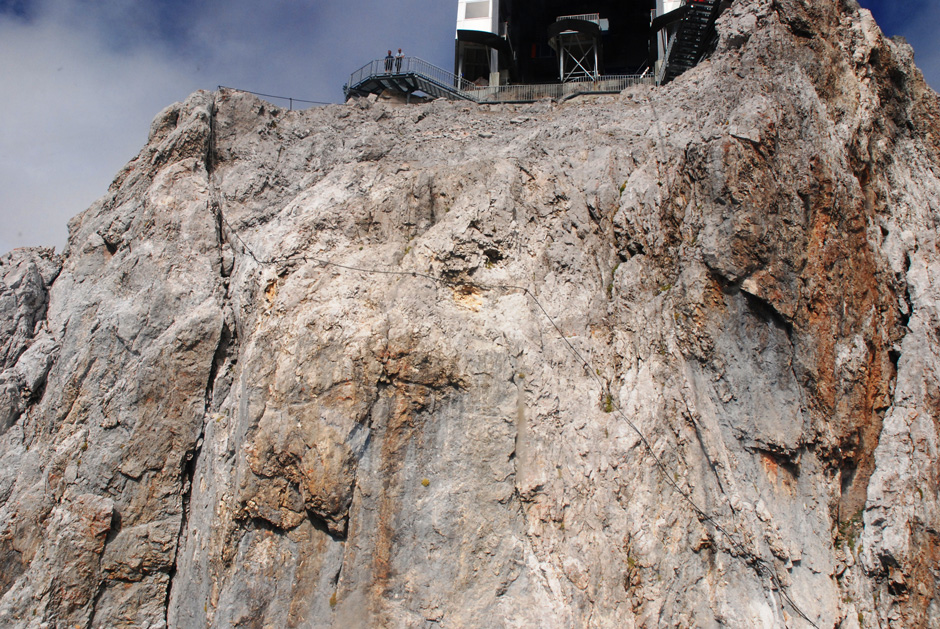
467;74;653;103
557;13;601;24
348;57;475;95
347;57;654;104
657;29;679;85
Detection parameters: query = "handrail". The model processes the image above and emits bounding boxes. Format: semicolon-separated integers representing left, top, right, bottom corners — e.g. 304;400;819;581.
347;57;653;104
348;57;475;96
467;75;653;103
657;30;678;85
556;13;600;24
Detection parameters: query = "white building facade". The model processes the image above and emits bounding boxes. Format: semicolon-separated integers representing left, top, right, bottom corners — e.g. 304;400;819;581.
456;0;500;35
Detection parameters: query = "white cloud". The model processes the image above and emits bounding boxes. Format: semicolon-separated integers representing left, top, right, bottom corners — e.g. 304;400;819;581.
0;0;457;255
0;12;201;254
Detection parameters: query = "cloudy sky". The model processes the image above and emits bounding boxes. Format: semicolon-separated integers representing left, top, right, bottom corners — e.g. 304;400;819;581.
0;0;935;256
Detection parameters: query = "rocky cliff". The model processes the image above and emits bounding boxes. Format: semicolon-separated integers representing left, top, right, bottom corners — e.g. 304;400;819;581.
2;0;940;626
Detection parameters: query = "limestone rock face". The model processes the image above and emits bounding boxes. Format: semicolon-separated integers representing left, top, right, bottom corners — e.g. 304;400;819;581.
0;248;60;434
2;0;940;626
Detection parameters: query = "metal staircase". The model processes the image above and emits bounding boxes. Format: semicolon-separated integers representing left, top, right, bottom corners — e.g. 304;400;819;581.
344;57;476;102
659;0;723;84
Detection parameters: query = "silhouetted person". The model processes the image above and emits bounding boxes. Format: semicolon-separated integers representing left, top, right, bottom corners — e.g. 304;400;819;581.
385;50;394;73
395;48;404;73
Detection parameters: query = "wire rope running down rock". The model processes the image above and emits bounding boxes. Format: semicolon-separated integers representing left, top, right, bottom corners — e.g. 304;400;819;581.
212;196;821;628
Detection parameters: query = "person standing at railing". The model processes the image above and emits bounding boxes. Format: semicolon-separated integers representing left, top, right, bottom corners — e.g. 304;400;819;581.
395;48;404;73
385;50;394;73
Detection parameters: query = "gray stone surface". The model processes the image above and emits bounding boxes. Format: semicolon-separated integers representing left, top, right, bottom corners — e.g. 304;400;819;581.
1;0;940;626
0;248;60;434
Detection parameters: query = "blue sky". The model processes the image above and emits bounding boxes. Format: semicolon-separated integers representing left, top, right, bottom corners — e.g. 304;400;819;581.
858;0;940;84
0;0;936;255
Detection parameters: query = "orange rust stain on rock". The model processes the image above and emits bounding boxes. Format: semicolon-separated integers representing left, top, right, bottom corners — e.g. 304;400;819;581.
264;278;278;305
760;453;779;484
452;284;482;311
369;385;421;623
368;334;463;622
759;452;798;495
798;157;900;520
906;524;940;625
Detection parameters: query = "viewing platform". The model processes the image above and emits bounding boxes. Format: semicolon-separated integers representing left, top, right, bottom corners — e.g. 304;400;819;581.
344;57;653;104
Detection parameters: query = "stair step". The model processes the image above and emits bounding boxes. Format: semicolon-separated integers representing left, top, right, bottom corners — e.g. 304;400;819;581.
660;0;722;84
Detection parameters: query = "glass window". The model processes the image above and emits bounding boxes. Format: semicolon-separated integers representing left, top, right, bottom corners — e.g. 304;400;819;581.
465;1;489;19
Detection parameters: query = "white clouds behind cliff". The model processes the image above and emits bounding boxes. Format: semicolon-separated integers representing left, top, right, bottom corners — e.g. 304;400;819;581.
0;11;197;254
0;0;454;254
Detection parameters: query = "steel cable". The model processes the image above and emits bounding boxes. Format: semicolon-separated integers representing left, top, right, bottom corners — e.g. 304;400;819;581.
211;193;820;629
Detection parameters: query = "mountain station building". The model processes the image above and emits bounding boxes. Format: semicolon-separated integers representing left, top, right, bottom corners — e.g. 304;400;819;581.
346;0;727;103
